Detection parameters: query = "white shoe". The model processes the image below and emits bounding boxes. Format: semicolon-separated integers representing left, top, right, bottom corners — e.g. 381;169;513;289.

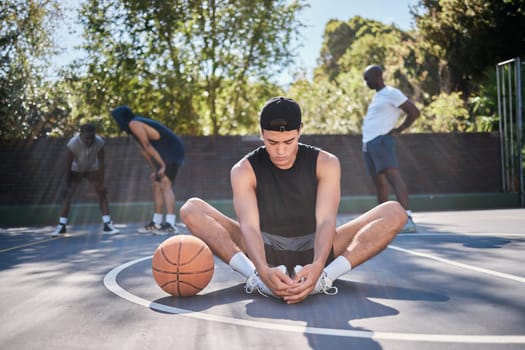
103;221;120;235
294;265;338;295
138;221;161;234
51;224;66;237
401;216;417;233
245;265;287;297
153;223;178;235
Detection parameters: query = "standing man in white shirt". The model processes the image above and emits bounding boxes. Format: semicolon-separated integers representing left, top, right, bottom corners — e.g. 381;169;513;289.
362;65;420;232
51;124;119;236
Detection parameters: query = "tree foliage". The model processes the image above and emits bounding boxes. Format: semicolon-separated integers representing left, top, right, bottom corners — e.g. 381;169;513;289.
289;67;372;134
293;0;523;135
0;0;69;140
1;0;521;139
290;16;442;134
412;0;525;96
71;0;305;136
413;91;469;132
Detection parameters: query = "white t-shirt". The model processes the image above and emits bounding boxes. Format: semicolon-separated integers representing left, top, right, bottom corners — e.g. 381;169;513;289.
362;86;407;144
67;134;104;172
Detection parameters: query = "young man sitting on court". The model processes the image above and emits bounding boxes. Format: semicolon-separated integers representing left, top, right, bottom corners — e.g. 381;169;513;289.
180;96;406;304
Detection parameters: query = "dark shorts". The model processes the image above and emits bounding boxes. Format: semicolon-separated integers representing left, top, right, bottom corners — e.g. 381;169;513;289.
68;171;102;186
157;163;180;183
64;171;106;199
363;134;398;175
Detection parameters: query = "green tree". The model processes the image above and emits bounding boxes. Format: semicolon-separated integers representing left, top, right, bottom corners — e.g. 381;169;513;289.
302;16;441;134
289;67;372;134
73;0;306;136
412;0;525;97
413;91;470;132
319;17;442;100
0;0;68;140
302;9;510;134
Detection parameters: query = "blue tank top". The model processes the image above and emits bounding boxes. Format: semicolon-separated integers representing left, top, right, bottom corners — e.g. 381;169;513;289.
133;116;185;165
247;143;319;237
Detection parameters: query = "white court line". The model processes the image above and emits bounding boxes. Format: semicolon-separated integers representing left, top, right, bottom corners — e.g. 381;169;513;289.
396;232;525;238
103;255;525;344
388;245;525;283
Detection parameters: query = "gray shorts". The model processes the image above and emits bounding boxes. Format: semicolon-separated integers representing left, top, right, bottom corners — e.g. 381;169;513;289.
363;134;398;175
261;231;335;273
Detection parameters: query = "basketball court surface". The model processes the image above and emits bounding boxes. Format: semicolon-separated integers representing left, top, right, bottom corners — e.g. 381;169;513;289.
1;208;524;350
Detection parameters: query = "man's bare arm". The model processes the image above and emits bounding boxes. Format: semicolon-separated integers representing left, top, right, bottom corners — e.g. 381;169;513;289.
231;158;293;296
392;100;420;135
284;151;340;304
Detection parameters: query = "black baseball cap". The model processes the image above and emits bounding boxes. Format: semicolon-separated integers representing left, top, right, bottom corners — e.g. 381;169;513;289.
111;105;135;133
259;96;302;132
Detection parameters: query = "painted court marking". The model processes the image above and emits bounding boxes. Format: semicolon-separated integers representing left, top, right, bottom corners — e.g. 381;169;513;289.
388;245;525;283
0;236;64;253
104;247;525;344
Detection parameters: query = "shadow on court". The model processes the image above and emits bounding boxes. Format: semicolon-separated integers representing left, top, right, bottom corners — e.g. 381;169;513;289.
149;279;448;350
1;209;524;350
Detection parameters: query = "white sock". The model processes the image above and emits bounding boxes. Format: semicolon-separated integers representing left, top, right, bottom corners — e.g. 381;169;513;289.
153;213;163;225
324;256;352;281
229;252;256;278
102;215;111;224
406;210;412;217
166;214;176;226
59;217;67;225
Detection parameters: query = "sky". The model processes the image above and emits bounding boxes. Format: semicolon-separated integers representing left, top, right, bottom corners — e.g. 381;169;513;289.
54;0;417;84
292;0;416;68
280;0;417;84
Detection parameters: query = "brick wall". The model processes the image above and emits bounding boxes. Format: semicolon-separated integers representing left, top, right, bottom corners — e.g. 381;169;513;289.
0;132;502;206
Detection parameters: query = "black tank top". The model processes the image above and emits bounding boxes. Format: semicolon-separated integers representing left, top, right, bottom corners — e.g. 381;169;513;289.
247;143;320;237
132;116;185;165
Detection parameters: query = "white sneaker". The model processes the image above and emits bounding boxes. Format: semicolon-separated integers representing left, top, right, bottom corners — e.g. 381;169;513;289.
138;221;162;234
294;265;338;295
51;224;66;237
153;223;178;236
401;216;417;233
245;265;287;297
103;221;120;235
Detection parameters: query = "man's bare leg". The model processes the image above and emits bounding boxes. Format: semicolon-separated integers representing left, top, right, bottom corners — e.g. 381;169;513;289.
160;177;175;215
179;197;245;263
372;173;390;203
384;168;410;210
333;200;406;269
152;180;164;214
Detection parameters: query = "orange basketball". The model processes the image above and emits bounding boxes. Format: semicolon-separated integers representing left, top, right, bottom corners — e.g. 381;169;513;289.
152;235;214;297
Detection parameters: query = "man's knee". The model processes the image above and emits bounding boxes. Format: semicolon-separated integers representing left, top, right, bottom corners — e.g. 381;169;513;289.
159;176;173;190
94;184;108;198
373;172;388;185
151;180;161;190
384;168;403;183
179;197;206;221
380;201;407;231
